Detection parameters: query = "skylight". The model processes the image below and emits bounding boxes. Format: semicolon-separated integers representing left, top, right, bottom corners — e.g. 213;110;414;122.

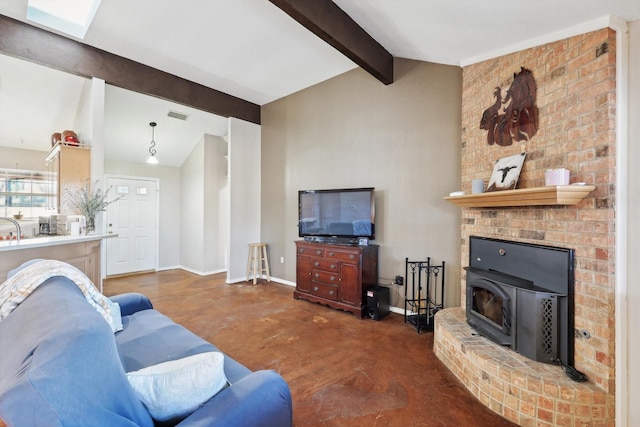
27;0;101;39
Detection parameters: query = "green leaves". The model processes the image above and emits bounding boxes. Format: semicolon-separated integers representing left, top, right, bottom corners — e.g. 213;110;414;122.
66;180;121;221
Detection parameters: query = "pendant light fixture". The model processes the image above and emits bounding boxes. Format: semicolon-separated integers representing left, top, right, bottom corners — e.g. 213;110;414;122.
147;122;159;164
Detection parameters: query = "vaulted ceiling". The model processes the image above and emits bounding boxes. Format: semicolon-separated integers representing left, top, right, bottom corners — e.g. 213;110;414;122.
1;0;639;166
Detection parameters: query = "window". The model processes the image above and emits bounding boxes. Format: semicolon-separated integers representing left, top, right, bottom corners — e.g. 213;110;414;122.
26;0;102;39
0;169;57;218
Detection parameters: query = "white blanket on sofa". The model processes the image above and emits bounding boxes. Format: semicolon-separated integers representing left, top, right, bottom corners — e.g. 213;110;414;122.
0;259;122;332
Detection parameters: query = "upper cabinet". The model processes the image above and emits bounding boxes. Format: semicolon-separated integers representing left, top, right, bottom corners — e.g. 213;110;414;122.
46;143;91;215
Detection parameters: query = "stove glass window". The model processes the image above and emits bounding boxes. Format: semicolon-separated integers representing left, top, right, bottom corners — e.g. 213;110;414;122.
472;287;504;327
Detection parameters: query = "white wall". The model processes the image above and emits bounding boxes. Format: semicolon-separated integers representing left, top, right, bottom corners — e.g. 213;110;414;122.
178;134;229;274
180;139;206;272
74;78;106;230
74;78;104;179
203;134;228;272
227;117;261;283
0;147;48;170
624;18;640;427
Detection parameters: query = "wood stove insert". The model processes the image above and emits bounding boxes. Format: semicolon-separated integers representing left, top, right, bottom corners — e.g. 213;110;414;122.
465;236;575;367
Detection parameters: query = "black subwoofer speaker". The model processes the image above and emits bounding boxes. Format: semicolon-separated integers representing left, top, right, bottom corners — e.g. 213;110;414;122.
366;286;390;320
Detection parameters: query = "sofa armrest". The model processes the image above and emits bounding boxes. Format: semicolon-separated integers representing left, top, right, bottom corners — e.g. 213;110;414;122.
109;293;153;316
176;370;292;427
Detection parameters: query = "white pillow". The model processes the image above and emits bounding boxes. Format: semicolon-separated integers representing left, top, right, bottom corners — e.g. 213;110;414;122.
104;298;123;332
126;352;228;422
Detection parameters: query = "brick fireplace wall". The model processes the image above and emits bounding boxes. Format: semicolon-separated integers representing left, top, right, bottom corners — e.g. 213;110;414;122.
459;26;616;397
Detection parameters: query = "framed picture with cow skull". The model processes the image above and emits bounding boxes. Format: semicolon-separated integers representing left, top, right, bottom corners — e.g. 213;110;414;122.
486;152;526;192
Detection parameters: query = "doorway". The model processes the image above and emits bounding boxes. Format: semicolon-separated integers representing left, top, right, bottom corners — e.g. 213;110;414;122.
105;176;158;276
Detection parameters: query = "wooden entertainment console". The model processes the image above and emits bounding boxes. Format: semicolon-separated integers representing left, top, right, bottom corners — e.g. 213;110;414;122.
294;241;378;318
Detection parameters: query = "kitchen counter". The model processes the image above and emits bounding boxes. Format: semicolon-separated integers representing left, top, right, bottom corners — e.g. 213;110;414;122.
0;233;115;252
0;234;116;291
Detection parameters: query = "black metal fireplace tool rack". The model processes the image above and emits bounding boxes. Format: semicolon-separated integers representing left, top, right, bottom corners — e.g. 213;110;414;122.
404;257;445;333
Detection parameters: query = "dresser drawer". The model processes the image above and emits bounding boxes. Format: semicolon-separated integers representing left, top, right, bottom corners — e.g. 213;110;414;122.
325;249;359;263
298;245;325;257
312;270;340;285
311;282;338;301
312;260;338;272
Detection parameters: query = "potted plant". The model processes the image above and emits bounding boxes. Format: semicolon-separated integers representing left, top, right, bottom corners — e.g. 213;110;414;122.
66;181;121;234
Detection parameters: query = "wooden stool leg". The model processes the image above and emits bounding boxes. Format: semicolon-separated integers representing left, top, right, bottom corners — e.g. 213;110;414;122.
252;246;259;284
262;244;271;282
246;246;253;282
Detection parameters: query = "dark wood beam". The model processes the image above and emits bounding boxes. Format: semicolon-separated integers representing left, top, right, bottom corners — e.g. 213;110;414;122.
0;15;260;124
269;0;393;85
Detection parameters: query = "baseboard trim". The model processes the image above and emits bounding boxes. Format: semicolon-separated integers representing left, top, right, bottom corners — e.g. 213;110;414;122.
390;306;404;315
272;277;296;287
156;265;227;276
157;265;181;272
226;276;295;286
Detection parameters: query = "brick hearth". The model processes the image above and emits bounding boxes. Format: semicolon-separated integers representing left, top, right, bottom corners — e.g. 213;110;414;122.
434;308;614;426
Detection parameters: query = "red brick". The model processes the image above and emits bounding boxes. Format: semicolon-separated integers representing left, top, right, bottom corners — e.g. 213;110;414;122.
520;401;536;417
557;400;573;414
538;407;554;423
595;248;609;260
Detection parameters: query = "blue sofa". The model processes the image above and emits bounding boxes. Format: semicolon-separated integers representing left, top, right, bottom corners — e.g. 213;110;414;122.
0;276;292;426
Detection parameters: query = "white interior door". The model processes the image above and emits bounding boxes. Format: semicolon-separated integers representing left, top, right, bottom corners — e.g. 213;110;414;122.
105;176;158;276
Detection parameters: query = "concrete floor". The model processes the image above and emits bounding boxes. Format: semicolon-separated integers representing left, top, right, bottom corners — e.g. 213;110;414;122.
104;269;517;427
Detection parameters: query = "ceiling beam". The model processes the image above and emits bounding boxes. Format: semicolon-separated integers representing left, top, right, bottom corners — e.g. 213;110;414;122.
0;15;261;124
269;0;393;85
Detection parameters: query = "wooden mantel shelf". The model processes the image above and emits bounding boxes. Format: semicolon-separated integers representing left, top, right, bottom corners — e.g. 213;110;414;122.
443;185;596;208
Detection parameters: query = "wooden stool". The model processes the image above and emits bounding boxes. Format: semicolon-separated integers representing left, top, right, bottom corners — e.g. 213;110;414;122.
246;243;271;284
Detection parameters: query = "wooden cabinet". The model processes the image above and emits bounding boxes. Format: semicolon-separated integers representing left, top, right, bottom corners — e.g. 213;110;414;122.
46;143;91;214
294;241;378;318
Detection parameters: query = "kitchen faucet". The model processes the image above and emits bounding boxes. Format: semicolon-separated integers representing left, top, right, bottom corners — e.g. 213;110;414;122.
0;217;22;243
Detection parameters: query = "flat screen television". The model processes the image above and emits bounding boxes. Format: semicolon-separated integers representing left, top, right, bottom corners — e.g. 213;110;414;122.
298;187;375;240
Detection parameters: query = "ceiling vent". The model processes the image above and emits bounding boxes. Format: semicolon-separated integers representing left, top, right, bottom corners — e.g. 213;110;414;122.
167;110;189;121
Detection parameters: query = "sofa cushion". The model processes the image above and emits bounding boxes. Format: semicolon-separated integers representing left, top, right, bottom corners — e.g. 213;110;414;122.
177;370;293;427
127;352;228;423
0;278;153;427
115;308;252;384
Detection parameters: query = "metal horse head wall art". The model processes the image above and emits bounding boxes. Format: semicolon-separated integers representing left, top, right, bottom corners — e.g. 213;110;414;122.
479;67;539;146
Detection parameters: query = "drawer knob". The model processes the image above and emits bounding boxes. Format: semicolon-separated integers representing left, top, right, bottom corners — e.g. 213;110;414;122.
331;264;336;270
349;254;355;259
313;286;319;292
329;290;335;296
314;262;320;267
315;273;320;278
329;252;334;257
316;250;322;255
330;276;336;282
300;248;305;253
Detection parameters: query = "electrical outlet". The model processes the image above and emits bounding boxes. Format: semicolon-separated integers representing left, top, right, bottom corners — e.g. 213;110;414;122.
394;275;404;286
